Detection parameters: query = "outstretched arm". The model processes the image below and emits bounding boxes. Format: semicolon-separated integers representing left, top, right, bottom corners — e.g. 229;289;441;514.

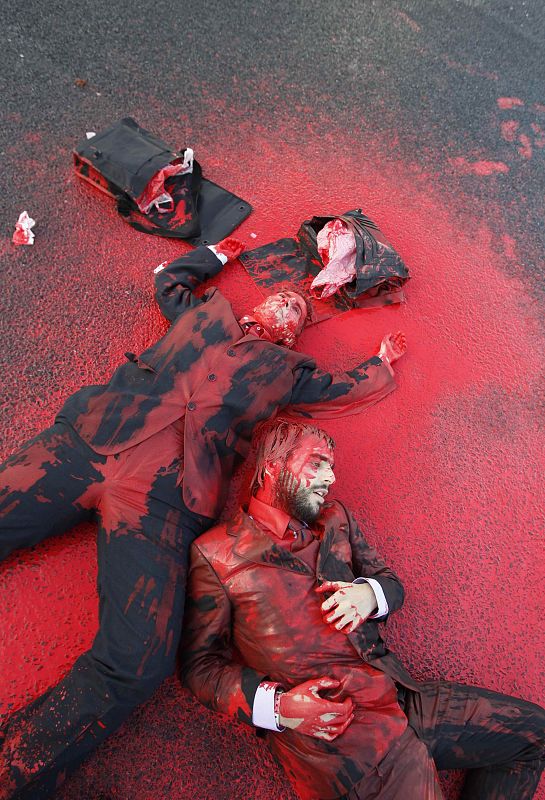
180;542;264;726
154;237;245;322
288;332;406;419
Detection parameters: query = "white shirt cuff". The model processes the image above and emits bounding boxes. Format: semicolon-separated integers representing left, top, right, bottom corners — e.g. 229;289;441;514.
252;681;283;731
353;577;389;619
207;244;228;265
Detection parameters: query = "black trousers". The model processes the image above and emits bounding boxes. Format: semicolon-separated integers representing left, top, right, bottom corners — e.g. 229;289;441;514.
0;421;212;799
345;680;545;799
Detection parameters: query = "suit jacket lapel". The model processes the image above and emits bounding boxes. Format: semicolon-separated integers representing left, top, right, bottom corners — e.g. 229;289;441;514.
230;511;314;576
316;506;355;584
231;507;357;581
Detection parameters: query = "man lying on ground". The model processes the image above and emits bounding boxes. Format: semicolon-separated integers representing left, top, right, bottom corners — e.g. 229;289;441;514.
0;239;406;799
182;418;545;800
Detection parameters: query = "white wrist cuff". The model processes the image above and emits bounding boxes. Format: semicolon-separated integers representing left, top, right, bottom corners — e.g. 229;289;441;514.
353;577;389;618
207;245;228;265
252;681;283;731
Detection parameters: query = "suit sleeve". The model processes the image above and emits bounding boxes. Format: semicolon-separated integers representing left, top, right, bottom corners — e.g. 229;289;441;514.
340;501;405;619
287;355;396;419
180;543;266;726
154;245;225;322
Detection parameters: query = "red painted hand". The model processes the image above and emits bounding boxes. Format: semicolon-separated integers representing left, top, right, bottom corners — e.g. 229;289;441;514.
214;236;245;261
377;331;407;367
316;580;377;634
278;677;354;741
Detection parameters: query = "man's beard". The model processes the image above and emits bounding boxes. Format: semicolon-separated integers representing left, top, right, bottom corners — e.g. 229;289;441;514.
290;487;322;524
275;469;322;524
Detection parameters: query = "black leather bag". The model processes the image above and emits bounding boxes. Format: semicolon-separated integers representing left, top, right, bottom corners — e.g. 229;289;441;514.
74;117;251;244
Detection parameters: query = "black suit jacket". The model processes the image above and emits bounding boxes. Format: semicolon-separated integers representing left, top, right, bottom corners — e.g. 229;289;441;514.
58;248;396;518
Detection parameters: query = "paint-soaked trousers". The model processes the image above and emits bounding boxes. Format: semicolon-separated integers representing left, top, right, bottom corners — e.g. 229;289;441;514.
0;420;213;799
345;680;545;799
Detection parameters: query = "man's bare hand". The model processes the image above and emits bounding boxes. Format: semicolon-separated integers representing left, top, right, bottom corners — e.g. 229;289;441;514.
316;581;377;634
377;331;407;367
278;677;354;741
214;237;245;261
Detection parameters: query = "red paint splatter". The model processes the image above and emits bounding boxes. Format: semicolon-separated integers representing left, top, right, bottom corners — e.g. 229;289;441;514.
517;133;533;159
124;575;145;614
501;234;517;261
168;200;191;228
442;56;498;81
500;120;519;142
450;157;509;175
1;101;545;800
497;96;524;109
396;10;421;32
530;123;545;148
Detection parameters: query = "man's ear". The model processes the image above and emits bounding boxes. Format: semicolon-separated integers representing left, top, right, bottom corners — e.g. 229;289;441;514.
255;459;282;505
264;460;281;481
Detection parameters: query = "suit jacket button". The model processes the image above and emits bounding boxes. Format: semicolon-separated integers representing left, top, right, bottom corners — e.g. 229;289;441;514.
208;373;217;381
227;348;236;357
187;401;196;411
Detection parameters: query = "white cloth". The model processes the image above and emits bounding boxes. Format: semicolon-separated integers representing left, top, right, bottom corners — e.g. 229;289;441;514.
252;681;283;731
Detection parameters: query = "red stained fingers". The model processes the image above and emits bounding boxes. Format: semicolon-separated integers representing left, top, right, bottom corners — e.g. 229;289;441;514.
311;711;356;742
214;237;245;261
278;677;354;740
316;580;375;634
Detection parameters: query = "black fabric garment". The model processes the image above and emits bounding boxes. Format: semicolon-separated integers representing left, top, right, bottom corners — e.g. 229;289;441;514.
0;421;212;799
240;209;410;323
345;681;545;799
56;245;396;520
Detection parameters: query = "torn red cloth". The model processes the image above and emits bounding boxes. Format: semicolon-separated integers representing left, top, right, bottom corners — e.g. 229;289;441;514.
311;219;356;298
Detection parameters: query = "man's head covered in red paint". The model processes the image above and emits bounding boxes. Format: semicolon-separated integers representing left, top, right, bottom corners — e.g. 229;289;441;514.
251;291;308;348
213;238;308;348
251;419;335;524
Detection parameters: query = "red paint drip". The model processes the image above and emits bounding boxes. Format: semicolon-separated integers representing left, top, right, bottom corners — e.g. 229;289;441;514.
497;96;524;109
500;120;519;143
450;157;509;175
517;133;532;159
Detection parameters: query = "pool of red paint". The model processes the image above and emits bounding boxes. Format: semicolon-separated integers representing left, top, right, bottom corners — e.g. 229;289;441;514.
1;110;543;799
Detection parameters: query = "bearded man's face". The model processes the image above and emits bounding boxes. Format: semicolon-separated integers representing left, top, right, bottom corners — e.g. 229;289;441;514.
274;433;336;523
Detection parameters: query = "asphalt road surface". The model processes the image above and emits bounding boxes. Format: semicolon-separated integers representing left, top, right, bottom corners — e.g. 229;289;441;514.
1;2;544;798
